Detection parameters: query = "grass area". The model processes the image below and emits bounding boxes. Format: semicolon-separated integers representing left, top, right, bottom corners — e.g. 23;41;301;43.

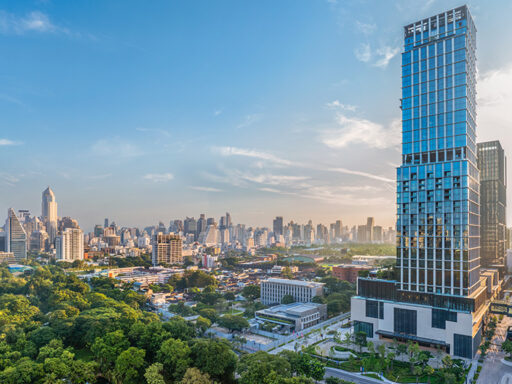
363;373;382;381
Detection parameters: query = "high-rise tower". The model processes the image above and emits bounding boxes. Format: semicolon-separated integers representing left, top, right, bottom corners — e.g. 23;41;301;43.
5;208;27;261
477;141;507;270
42;187;58;245
351;6;487;359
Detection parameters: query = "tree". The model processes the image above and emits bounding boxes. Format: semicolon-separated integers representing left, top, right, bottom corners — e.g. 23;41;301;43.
423;365;435;384
144;363;165;384
242;285;260;301
237;351;292;384
91;330;130;378
503;340;512;359
195;316;212;335
190;339;237;382
354;331;367;353
441;355;453;370
158;338;192;381
443;372;457;384
115;347;146;384
296;353;325;381
218;314;249;332
311;296;326;304
224;292;236;301
282;267;294;279
180;367;214;384
281;295;295;305
413;365;423;384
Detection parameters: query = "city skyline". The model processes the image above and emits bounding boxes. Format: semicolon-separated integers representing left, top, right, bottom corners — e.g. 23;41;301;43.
2;0;512;231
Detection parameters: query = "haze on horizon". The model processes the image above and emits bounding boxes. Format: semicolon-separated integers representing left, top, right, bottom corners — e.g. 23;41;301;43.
2;0;512;231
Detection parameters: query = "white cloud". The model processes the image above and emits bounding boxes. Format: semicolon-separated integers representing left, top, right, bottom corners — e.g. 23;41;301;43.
214;109;223;116
0;173;20;186
354;43;371;63
0;138;21;146
143;173;174;182
321;113;400;150
374;46;400;68
356;21;376;35
0;10;62;35
354;43;400;68
189;186;222;192
478;63;512;150
326;100;357;112
213;146;293;166
91;138;143;158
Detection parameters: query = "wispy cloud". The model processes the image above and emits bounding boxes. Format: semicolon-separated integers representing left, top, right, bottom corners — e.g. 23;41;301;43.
354;43;371;63
0;138;22;146
91;138;143;158
354;43;400;68
356;21;376;35
321;113;400;150
0;10;62;35
135;127;171;138
326;100;357;112
143;173;174;182
189;186;222;192
237;114;261;129
328;167;394;183
213;109;223;117
213;146;293;167
0;173;20;186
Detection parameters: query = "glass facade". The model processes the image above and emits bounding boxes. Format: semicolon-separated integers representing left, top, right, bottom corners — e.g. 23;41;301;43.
394;308;417;335
397;6;480;297
477;141;507;268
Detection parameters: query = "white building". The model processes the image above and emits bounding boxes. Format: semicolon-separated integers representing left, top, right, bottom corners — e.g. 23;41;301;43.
5;208;27;261
260;278;324;305
56;228;84;261
42;187;58;244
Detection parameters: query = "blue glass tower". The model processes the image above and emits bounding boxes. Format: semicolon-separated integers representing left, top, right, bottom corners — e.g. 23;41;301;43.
398;6;479;297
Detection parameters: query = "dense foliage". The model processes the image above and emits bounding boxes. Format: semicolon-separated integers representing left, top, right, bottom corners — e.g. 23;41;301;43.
0;264;324;383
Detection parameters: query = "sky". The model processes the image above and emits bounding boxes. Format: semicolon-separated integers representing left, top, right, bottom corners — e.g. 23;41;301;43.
2;0;512;232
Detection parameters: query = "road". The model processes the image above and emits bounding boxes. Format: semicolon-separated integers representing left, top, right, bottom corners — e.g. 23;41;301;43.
324;367;384;384
477;316;512;384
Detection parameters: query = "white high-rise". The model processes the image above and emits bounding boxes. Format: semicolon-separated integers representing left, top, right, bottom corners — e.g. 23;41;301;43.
5;208;27;261
42;187;58;244
55;228;84;261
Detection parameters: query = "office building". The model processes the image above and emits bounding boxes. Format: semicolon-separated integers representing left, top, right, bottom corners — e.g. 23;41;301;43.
152;233;183;265
42;187;58;244
260;278;324;305
477;141;507;269
351;6;485;358
56;228;84;261
273;216;284;238
5;208;27;261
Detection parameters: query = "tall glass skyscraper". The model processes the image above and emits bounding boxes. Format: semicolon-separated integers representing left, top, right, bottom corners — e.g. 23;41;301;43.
477;141;507;269
398;6;479;297
351;6;488;359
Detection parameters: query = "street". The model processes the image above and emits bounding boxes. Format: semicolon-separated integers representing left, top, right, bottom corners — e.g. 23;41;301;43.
477;316;512;384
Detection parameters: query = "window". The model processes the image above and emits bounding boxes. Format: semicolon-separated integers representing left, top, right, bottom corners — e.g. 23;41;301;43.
432;308;457;329
453;334;472;358
354;321;373;338
394;308;417;335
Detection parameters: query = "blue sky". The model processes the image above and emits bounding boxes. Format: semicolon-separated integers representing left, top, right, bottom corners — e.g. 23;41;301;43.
2;0;512;231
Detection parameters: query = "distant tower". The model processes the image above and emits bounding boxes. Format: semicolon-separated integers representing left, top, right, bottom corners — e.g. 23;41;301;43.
6;208;27;261
42;187;58;244
104;218;109;228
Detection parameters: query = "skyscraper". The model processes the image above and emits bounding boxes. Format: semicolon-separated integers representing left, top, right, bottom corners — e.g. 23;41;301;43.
55;228;84;261
477;141;507;269
42;187;58;244
351;6;485;359
5;208;27;261
273;216;283;238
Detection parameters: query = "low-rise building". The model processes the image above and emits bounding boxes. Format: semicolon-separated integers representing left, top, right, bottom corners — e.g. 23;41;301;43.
255;302;327;332
260;278;324;305
332;264;373;283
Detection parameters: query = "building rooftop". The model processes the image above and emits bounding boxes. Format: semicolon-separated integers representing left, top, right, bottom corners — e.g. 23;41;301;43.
257;302;325;317
261;278;324;288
